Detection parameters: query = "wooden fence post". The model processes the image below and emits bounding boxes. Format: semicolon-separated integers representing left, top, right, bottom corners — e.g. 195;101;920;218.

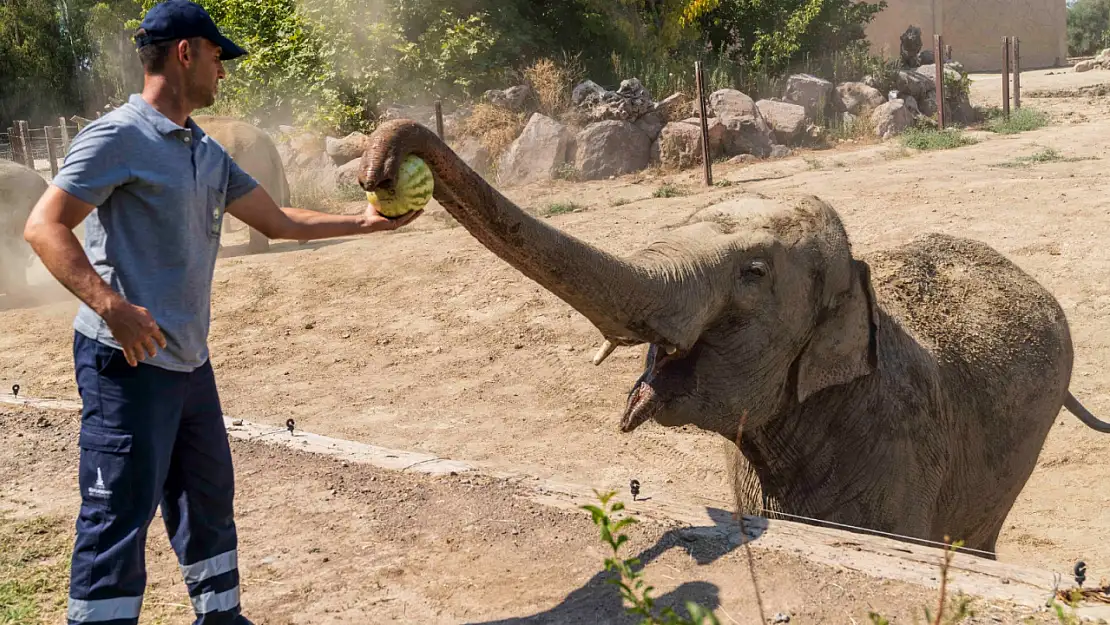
434;101;444;140
1012;37;1021;110
16;121;33;169
5;127;13;163
58;117;71;153
695;60;712;186
934;34;945;129
1001;37;1011;120
45;126;59;176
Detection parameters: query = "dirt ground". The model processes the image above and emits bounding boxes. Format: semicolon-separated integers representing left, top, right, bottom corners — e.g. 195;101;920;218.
5;67;1110;622
0;403;1072;624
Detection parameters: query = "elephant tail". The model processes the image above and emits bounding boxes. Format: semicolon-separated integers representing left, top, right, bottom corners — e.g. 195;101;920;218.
1064;392;1110;433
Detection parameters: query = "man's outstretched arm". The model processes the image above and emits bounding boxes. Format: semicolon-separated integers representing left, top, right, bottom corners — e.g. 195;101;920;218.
23;186;166;367
225;185;422;242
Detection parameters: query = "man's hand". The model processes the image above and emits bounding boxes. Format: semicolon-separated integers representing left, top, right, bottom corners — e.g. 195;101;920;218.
361;200;423;232
100;298;167;367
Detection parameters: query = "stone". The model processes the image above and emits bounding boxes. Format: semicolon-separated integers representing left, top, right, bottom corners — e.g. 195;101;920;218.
654;92;690;122
917;48;935;65
783;74;835;121
1097;48;1110;66
484;85;534;112
1075;60;1095;73
325;131;369;166
333;157;362;188
755;100;807;144
836;82;886;116
452;137;492;178
709;89;775;157
894;70;935;100
572;80;608;107
920;92;938;117
871;100;914;139
496;113;573;186
770;144;792;159
730;154;757;164
634;111;665;141
900;25;924;68
617;78;651;101
649;138;661;164
573;121;652;180
285;130;326;168
658;122;704;169
905;96;921;116
679;117;728;155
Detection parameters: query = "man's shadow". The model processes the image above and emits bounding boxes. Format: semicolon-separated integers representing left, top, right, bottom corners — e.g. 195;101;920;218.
465;507;768;625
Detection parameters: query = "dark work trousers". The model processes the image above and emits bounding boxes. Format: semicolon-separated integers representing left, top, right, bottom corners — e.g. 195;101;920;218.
67;331;251;625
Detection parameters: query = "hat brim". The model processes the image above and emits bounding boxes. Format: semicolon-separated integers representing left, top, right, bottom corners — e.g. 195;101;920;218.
213;33;247;60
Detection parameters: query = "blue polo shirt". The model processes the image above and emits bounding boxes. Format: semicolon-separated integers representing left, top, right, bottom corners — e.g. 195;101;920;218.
52;93;259;372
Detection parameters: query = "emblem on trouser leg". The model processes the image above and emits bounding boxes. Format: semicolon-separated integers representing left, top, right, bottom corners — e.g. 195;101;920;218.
88;467;112;499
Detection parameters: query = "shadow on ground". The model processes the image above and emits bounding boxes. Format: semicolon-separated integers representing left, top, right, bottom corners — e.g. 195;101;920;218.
465;507;766;625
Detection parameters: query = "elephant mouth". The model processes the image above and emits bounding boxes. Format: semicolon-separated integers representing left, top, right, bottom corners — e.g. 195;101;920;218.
620;344;671;433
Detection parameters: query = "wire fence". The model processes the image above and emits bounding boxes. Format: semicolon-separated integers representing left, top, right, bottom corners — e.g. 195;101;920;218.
3;118;84;177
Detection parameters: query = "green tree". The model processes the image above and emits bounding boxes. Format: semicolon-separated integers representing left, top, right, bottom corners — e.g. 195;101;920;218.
1068;0;1110;56
0;0;82;127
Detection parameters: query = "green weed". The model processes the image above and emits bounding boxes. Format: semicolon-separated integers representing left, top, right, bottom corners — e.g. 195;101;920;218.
653;183;686;198
983;108;1050;135
543;201;582;216
0;514;71;624
582;491;720;625
900;126;978;151
996;147;1095;168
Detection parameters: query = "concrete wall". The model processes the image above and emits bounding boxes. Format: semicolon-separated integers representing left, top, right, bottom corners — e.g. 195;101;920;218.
863;0;1067;72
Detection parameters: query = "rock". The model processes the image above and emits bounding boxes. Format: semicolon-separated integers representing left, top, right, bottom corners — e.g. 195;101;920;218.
573;120;652;180
946;92;978;125
617;78;651;101
679;117;728;155
654;93;690;122
894;69;934;100
770;144;792;159
917;48;935;65
649;138;661;164
1097;48;1110;65
325;131;369;166
658;122;704;169
634;111;665;141
900;25;924;67
783;74;835;121
905;95;921;116
1075;60;1095;73
496;113;573;186
484;85;534;113
755;100;807;144
333;157;362;188
709;89;775;157
871;100;914;139
452;137;492;178
730;154;757;164
920;92;938;117
572;80;608;107
836;82;886;116
773;613;791;624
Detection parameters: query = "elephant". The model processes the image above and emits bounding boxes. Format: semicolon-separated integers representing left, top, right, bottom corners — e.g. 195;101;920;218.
193;115;297;253
1;160;48;295
356;119;1110;558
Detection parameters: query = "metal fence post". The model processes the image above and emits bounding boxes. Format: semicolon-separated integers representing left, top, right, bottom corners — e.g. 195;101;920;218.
1001;37;1011;120
934;34;945;129
1012;37;1021;110
695;60;713;186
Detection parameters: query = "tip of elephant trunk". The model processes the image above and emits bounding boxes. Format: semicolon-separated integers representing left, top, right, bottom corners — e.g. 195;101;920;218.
620;381;660;433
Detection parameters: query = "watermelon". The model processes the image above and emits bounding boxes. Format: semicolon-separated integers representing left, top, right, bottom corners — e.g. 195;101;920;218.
366;154;434;218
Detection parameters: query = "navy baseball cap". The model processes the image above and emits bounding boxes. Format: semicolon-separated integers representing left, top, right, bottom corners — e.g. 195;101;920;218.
134;0;247;61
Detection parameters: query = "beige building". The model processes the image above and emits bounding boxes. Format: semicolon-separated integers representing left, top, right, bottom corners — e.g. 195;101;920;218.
864;0;1067;72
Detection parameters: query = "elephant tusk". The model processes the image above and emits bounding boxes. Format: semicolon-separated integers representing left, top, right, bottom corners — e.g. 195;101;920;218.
593;340;617;366
665;345;677;355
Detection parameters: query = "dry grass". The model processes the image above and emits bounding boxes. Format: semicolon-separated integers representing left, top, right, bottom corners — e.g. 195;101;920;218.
287;167;366;215
459;103;527;166
522;56;581;118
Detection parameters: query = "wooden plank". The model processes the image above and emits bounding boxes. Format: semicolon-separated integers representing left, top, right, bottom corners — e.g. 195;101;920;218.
434;101;444;139
58;117;71;153
44;126;59;177
16;121;33;169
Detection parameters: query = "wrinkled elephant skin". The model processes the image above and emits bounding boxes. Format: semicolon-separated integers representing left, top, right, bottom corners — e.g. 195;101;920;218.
358;119;1110;557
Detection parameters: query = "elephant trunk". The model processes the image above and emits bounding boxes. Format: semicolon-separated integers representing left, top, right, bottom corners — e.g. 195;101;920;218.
358;119;709;353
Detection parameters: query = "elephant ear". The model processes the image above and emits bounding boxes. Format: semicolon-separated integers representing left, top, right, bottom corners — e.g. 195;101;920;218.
796;259;880;404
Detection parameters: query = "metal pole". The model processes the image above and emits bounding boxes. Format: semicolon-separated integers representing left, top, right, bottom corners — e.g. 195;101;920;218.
434;101;444;139
45;126;59;177
1012;37;1021;110
1001;37;1011;120
934;35;945;129
695;61;712;186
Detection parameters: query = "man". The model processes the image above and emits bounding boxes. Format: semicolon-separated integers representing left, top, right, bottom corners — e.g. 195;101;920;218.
22;1;420;623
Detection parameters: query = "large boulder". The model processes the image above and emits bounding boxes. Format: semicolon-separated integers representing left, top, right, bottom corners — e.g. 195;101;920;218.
783;74;834;121
572;78;654;123
334;157;362;188
325;131;369;166
871;100;914;139
654;92;690;122
496;113;573;186
709;89;775;157
755;100;807;144
1074;60;1095;73
836;82;886;116
678;117;729;154
574;120;652;180
634;111;665;141
893;70;934;100
452;137;492;178
483;85;534;113
658;122;705;169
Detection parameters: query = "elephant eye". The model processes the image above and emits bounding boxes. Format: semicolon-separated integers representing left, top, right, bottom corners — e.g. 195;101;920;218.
744;261;769;278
